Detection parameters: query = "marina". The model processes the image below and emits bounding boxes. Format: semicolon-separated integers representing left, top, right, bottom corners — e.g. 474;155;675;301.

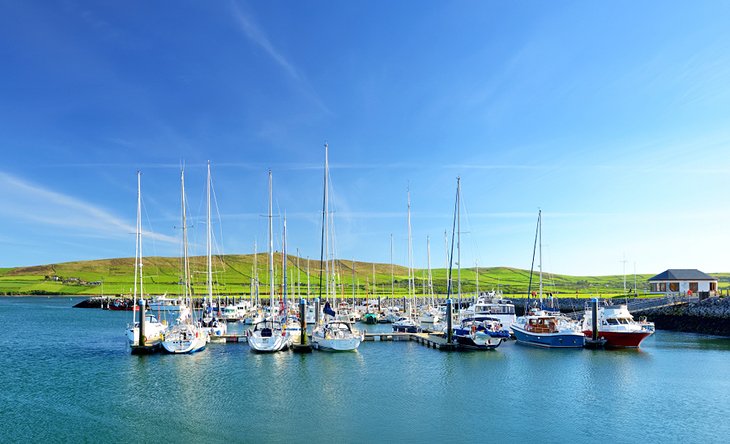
2;296;729;442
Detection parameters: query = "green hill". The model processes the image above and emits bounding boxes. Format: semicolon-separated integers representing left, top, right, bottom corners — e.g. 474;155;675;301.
4;254;722;298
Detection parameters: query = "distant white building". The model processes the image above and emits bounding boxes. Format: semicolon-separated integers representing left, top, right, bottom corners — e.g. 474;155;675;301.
648;269;717;296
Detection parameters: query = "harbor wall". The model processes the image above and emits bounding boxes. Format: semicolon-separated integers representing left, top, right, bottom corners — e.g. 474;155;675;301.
641;297;730;336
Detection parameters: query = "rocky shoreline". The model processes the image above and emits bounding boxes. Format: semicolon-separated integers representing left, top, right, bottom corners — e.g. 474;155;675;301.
640;297;730;336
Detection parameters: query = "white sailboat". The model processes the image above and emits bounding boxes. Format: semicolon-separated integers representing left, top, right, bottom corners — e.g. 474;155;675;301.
247;170;288;352
200;161;227;338
161;168;208;354
311;143;363;351
393;188;421;332
126;171;166;351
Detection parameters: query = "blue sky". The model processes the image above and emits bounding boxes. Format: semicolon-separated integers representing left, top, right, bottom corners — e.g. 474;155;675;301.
1;0;730;276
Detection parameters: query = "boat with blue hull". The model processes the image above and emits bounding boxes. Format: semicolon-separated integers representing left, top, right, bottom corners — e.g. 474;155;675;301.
511;311;585;348
453;315;510;350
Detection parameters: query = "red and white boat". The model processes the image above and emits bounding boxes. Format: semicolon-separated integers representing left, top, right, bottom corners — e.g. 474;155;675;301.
582;303;654;348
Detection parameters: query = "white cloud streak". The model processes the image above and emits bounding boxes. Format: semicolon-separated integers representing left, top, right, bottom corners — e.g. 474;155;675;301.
0;172;177;244
230;1;330;114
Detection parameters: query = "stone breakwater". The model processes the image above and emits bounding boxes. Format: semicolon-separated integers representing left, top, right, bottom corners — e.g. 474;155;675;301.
641;297;730;336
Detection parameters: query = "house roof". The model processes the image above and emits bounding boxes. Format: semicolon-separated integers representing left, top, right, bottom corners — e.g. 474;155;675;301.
648;269;717;282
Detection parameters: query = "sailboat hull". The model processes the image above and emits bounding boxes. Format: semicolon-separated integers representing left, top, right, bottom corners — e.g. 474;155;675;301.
248;334;287;352
311;336;362;351
161;337;207;354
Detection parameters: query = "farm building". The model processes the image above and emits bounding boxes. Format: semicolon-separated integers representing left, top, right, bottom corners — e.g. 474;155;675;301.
648;269;717;297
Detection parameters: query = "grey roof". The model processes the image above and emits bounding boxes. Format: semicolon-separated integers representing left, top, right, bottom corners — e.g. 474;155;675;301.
648;269;717;282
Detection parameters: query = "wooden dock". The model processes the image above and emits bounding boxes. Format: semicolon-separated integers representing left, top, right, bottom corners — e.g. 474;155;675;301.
216;332;457;350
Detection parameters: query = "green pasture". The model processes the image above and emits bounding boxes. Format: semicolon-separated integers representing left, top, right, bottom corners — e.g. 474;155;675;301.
3;254;723;298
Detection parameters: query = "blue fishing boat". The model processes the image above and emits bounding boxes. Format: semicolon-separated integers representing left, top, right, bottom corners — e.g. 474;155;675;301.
511;310;585;348
512;210;584;348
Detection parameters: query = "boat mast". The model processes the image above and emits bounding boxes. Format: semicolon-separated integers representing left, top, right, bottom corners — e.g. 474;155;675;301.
268;170;275;315
427;235;433;305
181;168;192;313
457;177;461;309
475;259;479;298
296;248;301;300
133;171;142;324
318;143;329;305
538;209;543;302
390;233;394;299
282;215;288;312
206;161;213;311
253;240;258;305
407;187;413;314
444;230;449;296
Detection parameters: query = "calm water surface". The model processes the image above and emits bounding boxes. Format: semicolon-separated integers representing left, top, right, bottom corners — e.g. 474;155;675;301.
1;297;729;443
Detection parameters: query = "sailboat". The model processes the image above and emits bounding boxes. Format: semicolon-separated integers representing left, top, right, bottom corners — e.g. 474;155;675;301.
247;170;288;353
161;168;209;354
511;210;584;348
281;216;301;346
445;178;507;350
311;143;363;351
126;171;166;352
393;188;422;333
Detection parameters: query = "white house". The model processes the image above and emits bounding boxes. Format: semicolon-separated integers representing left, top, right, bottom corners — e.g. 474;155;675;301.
648;269;717;296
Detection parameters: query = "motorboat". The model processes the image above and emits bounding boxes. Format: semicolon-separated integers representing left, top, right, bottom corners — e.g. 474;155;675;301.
452;315;509;350
392;316;422;333
459;292;516;333
511;309;585;348
148;295;185;313
126;313;166;347
581;302;654;348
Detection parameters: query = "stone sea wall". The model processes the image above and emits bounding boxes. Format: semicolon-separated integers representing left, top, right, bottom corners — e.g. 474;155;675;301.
641;297;730;336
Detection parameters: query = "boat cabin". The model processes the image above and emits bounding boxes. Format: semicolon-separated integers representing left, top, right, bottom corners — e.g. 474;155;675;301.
524;317;559;334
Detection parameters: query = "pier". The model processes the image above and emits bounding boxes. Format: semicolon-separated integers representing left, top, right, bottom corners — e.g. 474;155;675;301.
216;331;458;350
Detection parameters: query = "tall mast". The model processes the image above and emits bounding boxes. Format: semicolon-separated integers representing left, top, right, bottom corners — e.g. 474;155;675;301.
457;177;461;305
538;209;543;301
133;171;142;324
268;170;275;312
282;215;288;310
318;143;329;304
372;262;376;300
253;240;258;304
427;235;433;304
475;260;479;297
390;234;394;298
181;168;191;308
407;187;413;302
296;248;301;299
206;161;213;308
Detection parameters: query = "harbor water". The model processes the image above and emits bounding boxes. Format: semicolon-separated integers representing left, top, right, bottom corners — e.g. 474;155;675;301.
1;297;729;443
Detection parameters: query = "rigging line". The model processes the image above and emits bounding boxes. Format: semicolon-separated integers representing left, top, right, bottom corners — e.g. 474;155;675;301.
527;210;540;300
446;181;459;300
139;192;161;278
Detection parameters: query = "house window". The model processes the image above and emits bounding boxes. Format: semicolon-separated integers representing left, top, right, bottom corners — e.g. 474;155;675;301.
658;283;667;292
669;283;679;292
689;282;698;292
710;282;717;291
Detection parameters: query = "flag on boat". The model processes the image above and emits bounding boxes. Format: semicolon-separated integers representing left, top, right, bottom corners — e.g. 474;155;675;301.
323;302;336;317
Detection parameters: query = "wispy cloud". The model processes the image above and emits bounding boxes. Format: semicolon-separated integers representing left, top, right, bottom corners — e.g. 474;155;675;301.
230;1;330;114
0;172;177;244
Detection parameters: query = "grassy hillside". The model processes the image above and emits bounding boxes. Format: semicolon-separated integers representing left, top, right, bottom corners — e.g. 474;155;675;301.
3;254;719;298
